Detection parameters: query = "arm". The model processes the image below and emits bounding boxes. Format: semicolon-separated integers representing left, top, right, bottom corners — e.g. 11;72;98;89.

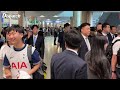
111;55;117;79
27;50;42;75
28;63;40;75
3;55;12;79
4;68;12;79
111;42;119;79
25;34;32;45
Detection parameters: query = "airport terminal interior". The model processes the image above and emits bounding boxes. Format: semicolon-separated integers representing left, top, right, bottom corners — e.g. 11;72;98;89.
0;11;120;79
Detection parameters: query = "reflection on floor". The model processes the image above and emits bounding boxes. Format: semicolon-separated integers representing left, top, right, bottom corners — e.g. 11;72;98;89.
44;36;61;79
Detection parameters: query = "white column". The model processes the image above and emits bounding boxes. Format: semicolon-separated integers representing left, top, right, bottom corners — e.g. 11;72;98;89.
90;12;93;26
73;11;81;27
18;11;23;26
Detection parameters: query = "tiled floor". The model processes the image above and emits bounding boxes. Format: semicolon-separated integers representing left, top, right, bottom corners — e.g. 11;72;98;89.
44;36;61;79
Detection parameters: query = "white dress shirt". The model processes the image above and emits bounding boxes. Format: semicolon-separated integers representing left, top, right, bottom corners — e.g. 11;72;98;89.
102;32;109;43
66;48;78;55
33;34;38;46
81;34;91;51
110;32;115;39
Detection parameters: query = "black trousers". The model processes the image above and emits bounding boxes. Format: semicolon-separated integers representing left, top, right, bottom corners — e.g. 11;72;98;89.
54;37;57;45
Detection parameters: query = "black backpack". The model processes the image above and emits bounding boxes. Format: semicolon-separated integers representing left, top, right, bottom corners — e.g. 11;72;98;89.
27;45;47;79
106;39;120;64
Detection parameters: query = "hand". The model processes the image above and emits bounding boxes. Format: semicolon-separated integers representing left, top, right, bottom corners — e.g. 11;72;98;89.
111;72;117;79
27;32;31;39
5;72;12;79
4;68;12;79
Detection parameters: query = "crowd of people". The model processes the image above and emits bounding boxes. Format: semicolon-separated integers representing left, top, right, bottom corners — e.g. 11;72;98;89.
0;22;119;79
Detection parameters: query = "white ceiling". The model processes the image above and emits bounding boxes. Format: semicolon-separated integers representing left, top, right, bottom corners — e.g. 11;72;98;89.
25;11;71;22
25;11;63;17
1;11;71;22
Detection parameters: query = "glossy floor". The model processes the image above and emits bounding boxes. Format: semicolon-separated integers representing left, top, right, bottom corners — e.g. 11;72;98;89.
44;36;61;79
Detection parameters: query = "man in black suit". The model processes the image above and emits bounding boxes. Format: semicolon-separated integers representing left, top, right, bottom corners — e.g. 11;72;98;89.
54;28;58;45
107;26;117;44
26;25;45;59
97;23;110;44
51;30;87;79
78;23;91;61
96;23;102;35
57;23;71;51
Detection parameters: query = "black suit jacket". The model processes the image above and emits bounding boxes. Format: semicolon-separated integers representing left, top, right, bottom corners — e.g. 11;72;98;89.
107;33;117;44
78;33;91;61
26;35;45;59
58;30;65;51
51;50;87;79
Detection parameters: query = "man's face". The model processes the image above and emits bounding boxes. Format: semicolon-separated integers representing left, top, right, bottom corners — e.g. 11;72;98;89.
6;30;23;45
97;24;102;30
104;25;110;34
32;26;38;35
81;25;91;36
111;27;117;34
65;26;71;32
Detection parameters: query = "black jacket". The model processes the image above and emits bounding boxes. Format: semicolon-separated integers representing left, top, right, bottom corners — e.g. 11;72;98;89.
26;35;45;59
51;50;87;79
78;33;92;60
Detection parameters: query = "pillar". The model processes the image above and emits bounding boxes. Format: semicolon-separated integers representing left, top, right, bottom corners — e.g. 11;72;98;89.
81;11;91;24
18;11;24;27
73;11;81;27
70;17;73;27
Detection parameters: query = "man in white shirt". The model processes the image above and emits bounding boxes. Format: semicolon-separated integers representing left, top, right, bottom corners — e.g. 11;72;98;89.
0;27;15;78
101;23;110;44
111;29;120;79
3;25;41;79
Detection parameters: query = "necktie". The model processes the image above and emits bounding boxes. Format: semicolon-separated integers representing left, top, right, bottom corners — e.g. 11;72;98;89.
85;38;91;51
112;35;115;39
33;36;37;46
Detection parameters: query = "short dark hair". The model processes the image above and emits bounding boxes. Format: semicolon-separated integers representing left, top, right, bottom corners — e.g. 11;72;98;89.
64;23;70;28
97;23;102;25
79;23;90;32
6;25;24;34
64;30;81;49
110;26;116;30
31;25;39;30
102;23;110;30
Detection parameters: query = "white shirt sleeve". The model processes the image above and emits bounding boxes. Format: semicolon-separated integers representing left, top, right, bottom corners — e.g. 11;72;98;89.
0;45;6;60
112;42;120;55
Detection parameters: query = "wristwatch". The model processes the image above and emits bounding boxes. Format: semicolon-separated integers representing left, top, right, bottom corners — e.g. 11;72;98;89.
112;71;116;73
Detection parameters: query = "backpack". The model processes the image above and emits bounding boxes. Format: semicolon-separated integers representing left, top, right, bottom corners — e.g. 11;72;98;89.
27;45;47;79
106;39;120;64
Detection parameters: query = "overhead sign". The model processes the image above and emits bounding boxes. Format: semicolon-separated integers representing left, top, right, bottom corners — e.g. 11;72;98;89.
2;13;21;19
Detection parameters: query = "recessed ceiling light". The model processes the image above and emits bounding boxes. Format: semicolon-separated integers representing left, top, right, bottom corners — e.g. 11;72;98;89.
57;19;60;20
53;15;58;17
47;19;50;20
40;15;45;17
